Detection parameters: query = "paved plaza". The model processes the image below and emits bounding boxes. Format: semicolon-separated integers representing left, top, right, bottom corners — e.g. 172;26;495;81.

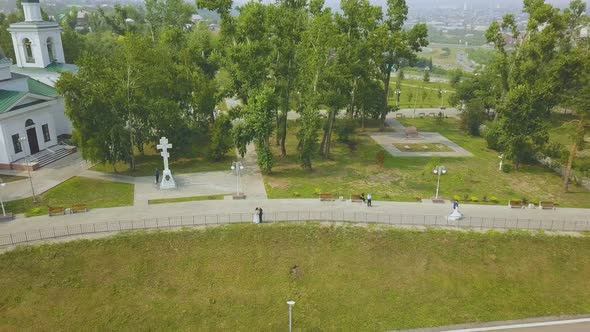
370;119;473;157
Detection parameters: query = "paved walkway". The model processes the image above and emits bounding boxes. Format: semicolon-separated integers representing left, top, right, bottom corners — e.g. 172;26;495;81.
0;152;90;201
1;198;589;236
370;119;473;157
405;316;590;332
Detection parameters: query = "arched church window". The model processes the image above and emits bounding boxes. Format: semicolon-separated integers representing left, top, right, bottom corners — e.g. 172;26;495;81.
25;119;35;127
23;38;34;63
46;37;55;61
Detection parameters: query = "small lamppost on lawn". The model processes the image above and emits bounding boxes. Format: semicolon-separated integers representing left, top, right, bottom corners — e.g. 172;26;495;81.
433;165;447;200
440;89;447;109
287;300;295;332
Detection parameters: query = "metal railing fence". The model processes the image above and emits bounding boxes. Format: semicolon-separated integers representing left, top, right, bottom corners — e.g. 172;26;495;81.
1;211;589;247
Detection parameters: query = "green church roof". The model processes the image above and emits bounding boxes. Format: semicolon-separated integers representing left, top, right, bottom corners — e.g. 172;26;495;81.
0;90;27;114
0;78;58;114
27;78;58;97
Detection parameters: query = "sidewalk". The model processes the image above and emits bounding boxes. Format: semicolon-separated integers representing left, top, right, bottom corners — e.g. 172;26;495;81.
1;153;90;201
1;198;588;236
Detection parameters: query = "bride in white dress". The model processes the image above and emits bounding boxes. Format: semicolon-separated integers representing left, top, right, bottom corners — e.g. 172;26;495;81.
253;208;260;224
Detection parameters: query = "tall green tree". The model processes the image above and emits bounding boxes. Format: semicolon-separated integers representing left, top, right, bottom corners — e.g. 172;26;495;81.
371;0;428;130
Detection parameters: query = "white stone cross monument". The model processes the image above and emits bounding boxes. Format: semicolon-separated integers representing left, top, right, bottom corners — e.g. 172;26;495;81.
157;137;176;189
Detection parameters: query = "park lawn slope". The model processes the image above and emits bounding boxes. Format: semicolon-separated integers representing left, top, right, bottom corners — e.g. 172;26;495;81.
263;119;590;207
5;176;134;217
1;225;590;330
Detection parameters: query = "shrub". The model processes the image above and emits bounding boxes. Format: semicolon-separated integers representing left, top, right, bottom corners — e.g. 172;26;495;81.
470;196;479;202
484;121;503;150
502;163;513;173
482;196;488;202
335;118;357;143
314;188;322;195
460;99;486;136
463;194;470;201
542;142;565;159
490;196;499;203
293;192;300;197
415;196;422;202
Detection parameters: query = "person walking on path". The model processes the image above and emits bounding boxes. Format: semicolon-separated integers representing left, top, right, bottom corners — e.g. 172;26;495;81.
258;207;263;223
253;208;260;224
453;200;459;210
155;169;160;184
367;193;372;207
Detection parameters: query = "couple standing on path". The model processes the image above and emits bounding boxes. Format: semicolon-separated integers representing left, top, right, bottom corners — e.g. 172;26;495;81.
253;207;263;224
360;193;372;207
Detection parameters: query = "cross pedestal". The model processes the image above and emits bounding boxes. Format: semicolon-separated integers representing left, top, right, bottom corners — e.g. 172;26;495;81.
157;137;177;189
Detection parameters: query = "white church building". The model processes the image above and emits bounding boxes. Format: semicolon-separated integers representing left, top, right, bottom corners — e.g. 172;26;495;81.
0;0;75;170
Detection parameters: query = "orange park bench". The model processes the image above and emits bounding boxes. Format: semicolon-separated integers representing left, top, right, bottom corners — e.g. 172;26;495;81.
539;201;556;210
48;206;66;216
350;194;364;203
319;193;335;201
405;126;419;139
508;200;525;209
72;204;89;213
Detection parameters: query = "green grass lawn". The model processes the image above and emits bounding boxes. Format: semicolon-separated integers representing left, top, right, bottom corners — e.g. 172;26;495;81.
1;224;590;330
263;119;590;207
0;175;27;183
90;142;234;177
389;79;455;109
148;194;226;205
5;177;134;217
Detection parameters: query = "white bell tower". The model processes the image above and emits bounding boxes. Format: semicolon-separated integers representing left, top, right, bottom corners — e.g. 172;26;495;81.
7;0;65;68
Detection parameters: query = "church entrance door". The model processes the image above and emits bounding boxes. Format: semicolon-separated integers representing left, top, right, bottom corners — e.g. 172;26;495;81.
26;127;40;154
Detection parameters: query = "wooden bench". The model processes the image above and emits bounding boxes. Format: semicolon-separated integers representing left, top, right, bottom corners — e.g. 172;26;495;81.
418;112;426;118
508;200;525;209
351;194;364;203
48;206;65;216
428;112;436;117
72;204;89;213
395;113;405;118
539;201;556;210
319;193;335;201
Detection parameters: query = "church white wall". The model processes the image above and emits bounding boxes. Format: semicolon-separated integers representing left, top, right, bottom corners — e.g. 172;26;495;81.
0;125;8;164
0;103;61;163
22;3;43;22
52;99;72;135
9;27;64;68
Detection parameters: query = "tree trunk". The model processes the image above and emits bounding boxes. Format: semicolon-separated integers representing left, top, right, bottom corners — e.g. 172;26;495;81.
321;109;336;158
563;142;577;193
280;110;288;157
126;65;135;172
361;106;365;131
348;78;357;118
275;110;281;146
380;69;392;131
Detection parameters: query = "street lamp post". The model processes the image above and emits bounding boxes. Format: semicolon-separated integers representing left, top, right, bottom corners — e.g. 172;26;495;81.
0;180;6;216
440;89;447;109
18;137;37;203
287;301;295;332
433;165;447;199
394;88;401;107
230;161;244;197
